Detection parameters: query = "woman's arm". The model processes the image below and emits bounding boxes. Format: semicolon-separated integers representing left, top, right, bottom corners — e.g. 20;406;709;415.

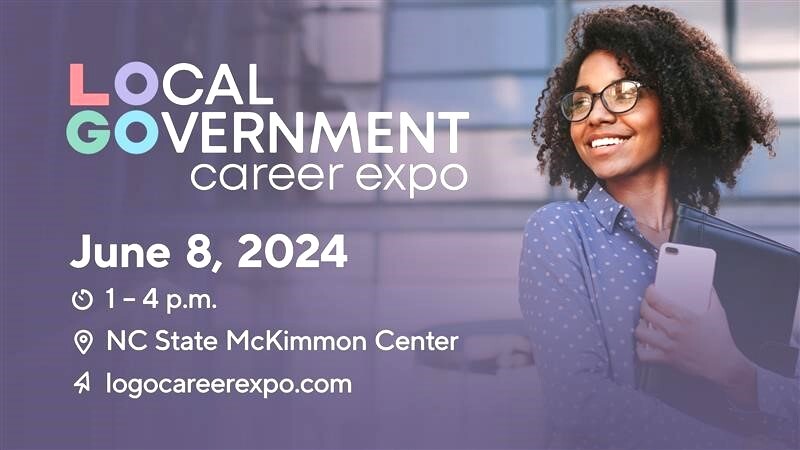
519;208;747;449
637;286;799;447
723;358;799;447
753;365;799;420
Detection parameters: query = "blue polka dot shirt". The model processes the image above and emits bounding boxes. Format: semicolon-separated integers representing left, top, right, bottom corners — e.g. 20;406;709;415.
518;182;799;449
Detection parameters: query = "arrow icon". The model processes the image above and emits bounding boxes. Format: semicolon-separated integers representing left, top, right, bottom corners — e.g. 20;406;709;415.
74;371;90;394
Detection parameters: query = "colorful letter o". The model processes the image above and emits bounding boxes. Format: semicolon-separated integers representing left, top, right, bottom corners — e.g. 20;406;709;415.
114;110;158;155
115;61;158;106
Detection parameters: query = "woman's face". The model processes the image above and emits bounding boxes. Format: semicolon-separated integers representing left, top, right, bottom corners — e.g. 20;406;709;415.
570;50;663;182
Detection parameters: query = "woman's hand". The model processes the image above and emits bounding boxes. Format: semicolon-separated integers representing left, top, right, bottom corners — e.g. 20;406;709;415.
635;285;758;407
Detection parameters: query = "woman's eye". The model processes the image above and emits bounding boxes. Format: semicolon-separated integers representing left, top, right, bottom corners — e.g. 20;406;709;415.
573;98;591;110
611;87;636;100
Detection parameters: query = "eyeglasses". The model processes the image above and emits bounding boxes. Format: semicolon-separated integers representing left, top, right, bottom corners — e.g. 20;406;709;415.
560;79;643;122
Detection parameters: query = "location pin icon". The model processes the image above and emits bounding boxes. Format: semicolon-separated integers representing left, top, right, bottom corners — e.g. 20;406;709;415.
74;330;93;355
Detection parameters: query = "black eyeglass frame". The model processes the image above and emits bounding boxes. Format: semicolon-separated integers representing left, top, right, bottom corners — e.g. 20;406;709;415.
559;79;644;122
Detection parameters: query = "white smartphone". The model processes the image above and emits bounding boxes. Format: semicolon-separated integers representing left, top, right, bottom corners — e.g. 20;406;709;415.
654;243;717;314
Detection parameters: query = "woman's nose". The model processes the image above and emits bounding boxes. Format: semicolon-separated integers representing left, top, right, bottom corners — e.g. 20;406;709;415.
587;97;616;126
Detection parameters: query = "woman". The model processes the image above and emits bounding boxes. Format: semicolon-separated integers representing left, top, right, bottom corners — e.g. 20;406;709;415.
518;5;798;449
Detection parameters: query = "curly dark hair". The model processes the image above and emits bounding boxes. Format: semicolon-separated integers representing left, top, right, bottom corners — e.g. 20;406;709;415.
531;5;777;214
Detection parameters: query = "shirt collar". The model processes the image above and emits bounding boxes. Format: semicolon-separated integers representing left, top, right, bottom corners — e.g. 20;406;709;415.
582;182;636;233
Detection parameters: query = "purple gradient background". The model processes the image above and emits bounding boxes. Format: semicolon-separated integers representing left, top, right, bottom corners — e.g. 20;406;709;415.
1;1;798;450
1;2;542;449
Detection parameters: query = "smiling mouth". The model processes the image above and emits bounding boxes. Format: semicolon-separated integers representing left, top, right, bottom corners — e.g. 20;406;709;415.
590;137;630;149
